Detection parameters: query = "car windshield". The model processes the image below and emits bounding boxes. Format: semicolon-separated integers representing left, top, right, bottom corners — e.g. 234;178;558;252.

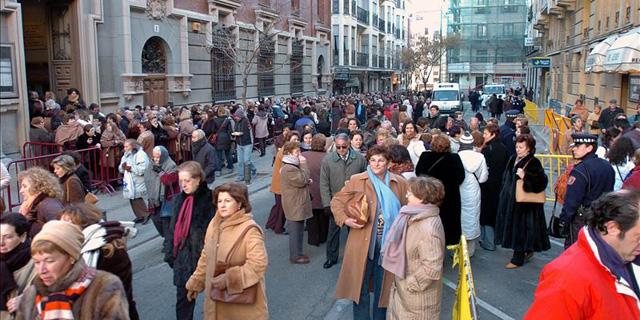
432;90;459;101
484;86;505;95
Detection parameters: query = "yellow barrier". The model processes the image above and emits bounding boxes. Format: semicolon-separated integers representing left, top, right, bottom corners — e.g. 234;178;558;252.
535;153;574;202
543;109;572;154
524;100;545;126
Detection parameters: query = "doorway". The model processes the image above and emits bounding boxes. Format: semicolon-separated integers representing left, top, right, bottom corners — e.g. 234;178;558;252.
142;37;168;107
21;0;80;100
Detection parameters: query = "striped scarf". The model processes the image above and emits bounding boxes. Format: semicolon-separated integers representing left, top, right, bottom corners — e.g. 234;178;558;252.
35;266;96;320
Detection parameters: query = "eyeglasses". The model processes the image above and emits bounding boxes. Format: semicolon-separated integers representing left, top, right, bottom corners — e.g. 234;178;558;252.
335;145;349;150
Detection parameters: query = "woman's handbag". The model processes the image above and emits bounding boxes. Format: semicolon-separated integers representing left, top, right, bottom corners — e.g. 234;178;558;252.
345;192;369;225
515;159;546;204
159;198;175;218
209;222;261;304
84;192;99;205
547;196;563;238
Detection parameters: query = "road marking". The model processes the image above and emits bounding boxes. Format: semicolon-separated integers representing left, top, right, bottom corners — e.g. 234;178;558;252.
443;277;516;320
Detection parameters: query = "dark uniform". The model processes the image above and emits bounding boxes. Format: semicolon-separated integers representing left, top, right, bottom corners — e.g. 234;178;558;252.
500;110;518;158
560;134;614;249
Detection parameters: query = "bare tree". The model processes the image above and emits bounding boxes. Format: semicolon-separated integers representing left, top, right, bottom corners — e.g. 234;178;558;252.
403;34;459;90
207;13;302;105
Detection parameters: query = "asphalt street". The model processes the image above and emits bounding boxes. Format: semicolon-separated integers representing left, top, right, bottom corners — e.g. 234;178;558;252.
95;107;564;319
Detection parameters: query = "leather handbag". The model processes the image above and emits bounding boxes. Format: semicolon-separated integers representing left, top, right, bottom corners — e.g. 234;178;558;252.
515;159;546;204
345;192;369;225
547;196;563;238
84;192;99;205
209;222;261;304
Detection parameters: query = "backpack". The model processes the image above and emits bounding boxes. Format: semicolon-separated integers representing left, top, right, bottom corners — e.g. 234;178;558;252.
554;163;574;204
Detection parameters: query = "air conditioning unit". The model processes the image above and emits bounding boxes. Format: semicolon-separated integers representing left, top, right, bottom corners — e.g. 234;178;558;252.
192;22;202;33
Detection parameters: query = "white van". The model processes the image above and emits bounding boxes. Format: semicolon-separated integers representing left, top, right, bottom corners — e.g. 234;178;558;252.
480;84;506;107
431;83;462;113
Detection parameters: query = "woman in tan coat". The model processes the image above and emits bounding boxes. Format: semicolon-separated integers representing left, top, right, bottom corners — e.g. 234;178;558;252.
330;145;408;319
266;130;300;234
51;154;86;205
280;141;313;264
383;177;446;320
185;182;268;320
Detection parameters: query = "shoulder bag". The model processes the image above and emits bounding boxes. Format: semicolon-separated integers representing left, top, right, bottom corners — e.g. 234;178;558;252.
345;191;369;225
547;196;563;238
515;158;546;203
208;118;229;145
209;222;262;304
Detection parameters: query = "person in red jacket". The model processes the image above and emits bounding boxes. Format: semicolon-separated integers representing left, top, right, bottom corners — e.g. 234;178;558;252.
526;190;640;319
623;149;640;190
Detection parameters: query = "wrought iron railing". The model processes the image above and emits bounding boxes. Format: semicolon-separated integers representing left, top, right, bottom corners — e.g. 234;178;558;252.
357;52;369;67
357;7;369;24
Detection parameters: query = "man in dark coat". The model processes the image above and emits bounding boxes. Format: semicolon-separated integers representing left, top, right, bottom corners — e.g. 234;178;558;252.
598;98;625;133
190;129;216;189
479;123;508;251
488;94;504;119
500;110;518;158
560;133;615;248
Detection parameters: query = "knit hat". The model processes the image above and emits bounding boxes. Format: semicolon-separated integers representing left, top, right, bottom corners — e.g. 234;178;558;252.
33;221;84;260
234;106;246;118
459;132;474;145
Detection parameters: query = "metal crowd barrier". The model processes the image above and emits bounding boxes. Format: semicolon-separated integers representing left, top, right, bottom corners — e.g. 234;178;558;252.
535;153;574;202
22;142;62;158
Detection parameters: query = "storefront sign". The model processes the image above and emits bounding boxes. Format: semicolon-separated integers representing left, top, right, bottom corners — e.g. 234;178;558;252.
334;67;350;81
630;75;640;103
530;58;551;68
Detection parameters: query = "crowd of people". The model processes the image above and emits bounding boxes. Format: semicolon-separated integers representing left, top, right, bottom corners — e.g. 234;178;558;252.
1;85;640;319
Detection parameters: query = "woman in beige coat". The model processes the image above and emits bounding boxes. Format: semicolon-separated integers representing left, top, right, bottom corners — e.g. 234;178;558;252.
330;145;408;319
382;177;446;320
280;141;313;264
185;182;268;320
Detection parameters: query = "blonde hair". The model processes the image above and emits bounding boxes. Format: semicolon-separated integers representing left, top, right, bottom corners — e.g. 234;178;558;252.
179;109;192;121
18;167;63;200
31;239;68;257
51;155;77;175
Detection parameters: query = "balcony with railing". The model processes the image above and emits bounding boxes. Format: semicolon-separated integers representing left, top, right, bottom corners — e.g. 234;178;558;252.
372;14;379;29
343;50;349;65
351;51;356;65
372;54;378;67
357;52;369;67
379;56;385;68
357;7;369;24
343;0;349;14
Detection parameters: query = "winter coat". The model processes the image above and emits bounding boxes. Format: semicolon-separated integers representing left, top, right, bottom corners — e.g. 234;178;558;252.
415;152;465;246
280;162;313;222
28;127;54;143
60;173;86;205
16;262;129;320
54;122;84;147
480;138;508;227
301;150;327;209
319;149;368;208
252;111;270;139
270;149;285;195
0;255;36;320
119;148;150;200
622;165;640;190
397;134;426;166
234;117;253;146
76;133;101;150
526;228;640;319
387;206;445;320
211;117;233;150
145;157;178;208
495;154;550;252
191;139;217;185
185;210;268;320
458;150;489;240
164;182;215;286
150;125;169;148
100;127;125;148
611;159;635;191
179;119;196;136
330;172;409;306
25;196;64;237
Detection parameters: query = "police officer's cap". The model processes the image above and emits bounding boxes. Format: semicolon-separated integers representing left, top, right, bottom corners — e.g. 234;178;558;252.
505;110;519;119
570;133;598;147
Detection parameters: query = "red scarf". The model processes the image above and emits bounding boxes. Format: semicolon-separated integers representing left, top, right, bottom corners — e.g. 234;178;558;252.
173;195;194;256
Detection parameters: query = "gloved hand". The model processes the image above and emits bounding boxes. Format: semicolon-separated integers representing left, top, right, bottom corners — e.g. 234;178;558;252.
152;165;163;173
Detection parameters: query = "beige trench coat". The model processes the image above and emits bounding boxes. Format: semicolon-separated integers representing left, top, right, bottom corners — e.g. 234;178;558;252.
330;171;408;307
280;162;313;222
387;206;446;320
186;210;268;320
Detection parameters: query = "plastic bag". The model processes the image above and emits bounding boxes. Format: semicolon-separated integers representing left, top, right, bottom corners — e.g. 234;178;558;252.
123;173;136;199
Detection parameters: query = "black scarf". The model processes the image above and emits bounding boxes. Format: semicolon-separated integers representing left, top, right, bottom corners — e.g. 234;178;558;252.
0;240;31;310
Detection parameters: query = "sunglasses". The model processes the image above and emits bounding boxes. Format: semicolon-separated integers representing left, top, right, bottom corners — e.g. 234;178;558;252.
335;145;349;150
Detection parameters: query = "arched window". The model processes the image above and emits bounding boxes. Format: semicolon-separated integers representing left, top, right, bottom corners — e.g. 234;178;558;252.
142;37;167;74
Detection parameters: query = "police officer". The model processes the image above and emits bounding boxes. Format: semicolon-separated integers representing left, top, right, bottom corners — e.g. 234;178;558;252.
560;133;615;248
500;110;519;158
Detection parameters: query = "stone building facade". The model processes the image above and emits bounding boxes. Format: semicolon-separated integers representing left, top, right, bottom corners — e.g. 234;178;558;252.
527;0;640;111
0;0;331;157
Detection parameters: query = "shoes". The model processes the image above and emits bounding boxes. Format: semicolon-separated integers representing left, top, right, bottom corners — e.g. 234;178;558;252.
260;153;266;157
132;217;144;224
290;255;310;264
323;259;338;269
505;262;521;269
251;170;258;179
525;252;534;262
142;215;151;225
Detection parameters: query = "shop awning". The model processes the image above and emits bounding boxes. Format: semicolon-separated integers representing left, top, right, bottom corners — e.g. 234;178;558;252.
585;35;618;73
603;27;640;73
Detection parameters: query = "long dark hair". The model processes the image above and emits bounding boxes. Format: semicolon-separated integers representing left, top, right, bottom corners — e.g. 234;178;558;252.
608;136;635;165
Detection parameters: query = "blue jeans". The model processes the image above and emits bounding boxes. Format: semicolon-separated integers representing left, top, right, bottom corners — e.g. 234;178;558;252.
215;149;233;171
353;240;386;320
236;143;256;180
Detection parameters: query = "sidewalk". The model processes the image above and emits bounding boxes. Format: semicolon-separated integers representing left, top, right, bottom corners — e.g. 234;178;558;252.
96;144;277;256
